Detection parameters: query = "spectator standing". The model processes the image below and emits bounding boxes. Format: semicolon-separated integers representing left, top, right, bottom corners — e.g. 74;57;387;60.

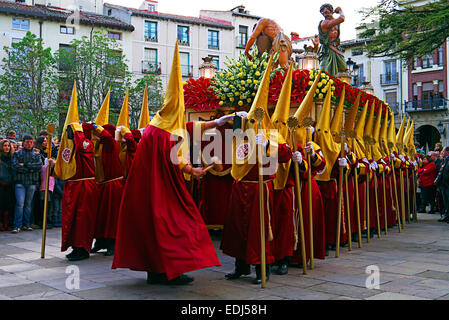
436;147;449;222
10;135;42;233
417;155;437;214
6;130;16;142
51;176;64;227
0;139;14;231
31;136;47;228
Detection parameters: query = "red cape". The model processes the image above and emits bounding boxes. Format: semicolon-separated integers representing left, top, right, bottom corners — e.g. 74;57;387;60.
112;125;220;280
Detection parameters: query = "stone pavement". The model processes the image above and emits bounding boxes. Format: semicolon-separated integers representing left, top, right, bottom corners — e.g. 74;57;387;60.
1;213;449;300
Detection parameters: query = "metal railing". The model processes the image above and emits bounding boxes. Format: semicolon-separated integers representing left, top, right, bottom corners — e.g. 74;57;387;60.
352;76;366;88
144;35;158;43
142;61;161;75
405;99;448;112
181;64;193;77
380;72;398;85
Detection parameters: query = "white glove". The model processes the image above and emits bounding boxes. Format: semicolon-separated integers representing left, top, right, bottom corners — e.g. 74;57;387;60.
344;142;350;154
390;153;396;161
371;162;379;171
214;114;234;126
235;111;248;119
292;151;303;164
309;126;315;135
338;158;347;168
399;155;406;162
380;159;387;165
304;142;316;157
362;157;369;164
255;133;268;147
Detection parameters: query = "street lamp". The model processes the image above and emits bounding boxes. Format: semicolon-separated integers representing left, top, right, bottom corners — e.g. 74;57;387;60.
438;121;446;138
199;56;217;79
298;46;320;71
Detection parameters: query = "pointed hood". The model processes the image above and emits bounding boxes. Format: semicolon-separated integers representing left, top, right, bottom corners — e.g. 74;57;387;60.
372;107;383;161
363;101;376;159
293;69;322;146
344;91;361;135
315;82;332;134
380;108;389;156
138;85;150;130
117;88;130;128
95;88;110;126
403;119;413;156
355;101;369;142
150;42;189;165
55;81;79;180
271;64;293;190
403;118;411;146
387;112;398;153
396;116;406;154
330;86;345;143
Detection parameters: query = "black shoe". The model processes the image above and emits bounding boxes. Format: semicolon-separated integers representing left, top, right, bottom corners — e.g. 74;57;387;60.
67;248;89;261
167;274;194;285
275;263;288;275
147;272;167;284
104;239;115;256
65;248;77;259
91;238;107;253
253;265;271;284
225;259;251;280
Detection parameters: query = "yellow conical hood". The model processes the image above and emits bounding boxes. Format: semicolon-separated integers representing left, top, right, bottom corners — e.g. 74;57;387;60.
372;107;383;161
403;119;413;156
403;118;411;146
95;89;110;126
315;83;332;133
294;70;322;124
364;101;376;140
150;42;189;166
355;101;369;141
271;63;293;142
330;86;345;143
293;69;322;146
344;91;361;134
387;112;397;153
55;81;79;180
117;88;130;128
271;64;293;190
396;116;406;154
380;109;389;156
138;85;150;130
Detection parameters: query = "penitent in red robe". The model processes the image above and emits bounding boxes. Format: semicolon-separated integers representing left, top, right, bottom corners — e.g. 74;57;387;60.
94;129;124;240
61;130;98;253
112;125;220;280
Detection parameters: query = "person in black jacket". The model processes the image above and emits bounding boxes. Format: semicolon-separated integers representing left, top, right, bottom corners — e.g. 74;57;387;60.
436;147;449;222
0;139;14;231
10;135;42;233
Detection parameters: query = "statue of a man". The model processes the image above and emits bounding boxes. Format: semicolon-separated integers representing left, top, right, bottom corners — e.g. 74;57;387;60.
244;18;292;71
318;4;347;76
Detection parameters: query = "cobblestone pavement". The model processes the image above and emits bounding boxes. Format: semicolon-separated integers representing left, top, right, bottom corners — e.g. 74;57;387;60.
1;213;449;300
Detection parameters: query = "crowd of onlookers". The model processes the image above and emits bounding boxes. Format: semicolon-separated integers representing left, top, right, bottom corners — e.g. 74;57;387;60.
0;130;64;233
416;142;449;223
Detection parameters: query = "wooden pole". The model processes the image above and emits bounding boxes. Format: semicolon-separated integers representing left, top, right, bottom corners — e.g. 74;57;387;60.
344;171;353;251
335;130;345;258
388;152;402;233
254;108;267;288
305;121;315;269
365;159;371;243
370;144;381;238
382;170;388;235
399;168;406;227
288;117;307;275
351;136;362;248
41;124;55;259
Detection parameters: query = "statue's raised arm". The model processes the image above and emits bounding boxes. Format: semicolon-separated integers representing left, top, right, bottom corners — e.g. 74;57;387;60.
318;4;347;76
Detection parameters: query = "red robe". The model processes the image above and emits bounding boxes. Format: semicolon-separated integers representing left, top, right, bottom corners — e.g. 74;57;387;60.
61;130;98;253
124;132;137;178
291;149;326;263
94;129;124;239
220;143;292;265
112;125;220;280
317;162;348;246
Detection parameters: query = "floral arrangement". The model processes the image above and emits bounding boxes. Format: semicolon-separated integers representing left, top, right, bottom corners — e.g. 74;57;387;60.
210;48;281;108
183;77;220;111
268;69;311;105
307;70;336;99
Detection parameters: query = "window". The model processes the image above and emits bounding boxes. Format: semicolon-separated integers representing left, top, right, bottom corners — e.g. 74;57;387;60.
60;26;75;35
12;18;29;30
353;64;364;87
238;25;248;48
422;54;433;68
382;60;398;84
177;26;189;46
413;57;419;70
413;84;418;101
108;31;121;40
385;91;397;109
384;60;397;75
208;55;219;70
148;4;156;12
208;30;219;49
107;9;112;16
351;48;363;56
438;46;444;66
58;44;73;71
179;52;191;77
143;48;158;73
422;82;434;101
144;21;157;42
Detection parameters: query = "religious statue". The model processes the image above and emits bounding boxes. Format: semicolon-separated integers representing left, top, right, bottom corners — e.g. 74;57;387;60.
244;18;292;71
318;3;347;76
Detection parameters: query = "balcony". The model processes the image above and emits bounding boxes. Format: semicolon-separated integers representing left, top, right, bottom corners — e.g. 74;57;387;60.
142;61;161;75
144;35;158;43
208;44;219;50
181;64;193;77
380;72;398;86
405;99;448;112
178;39;190;47
352;76;366;88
